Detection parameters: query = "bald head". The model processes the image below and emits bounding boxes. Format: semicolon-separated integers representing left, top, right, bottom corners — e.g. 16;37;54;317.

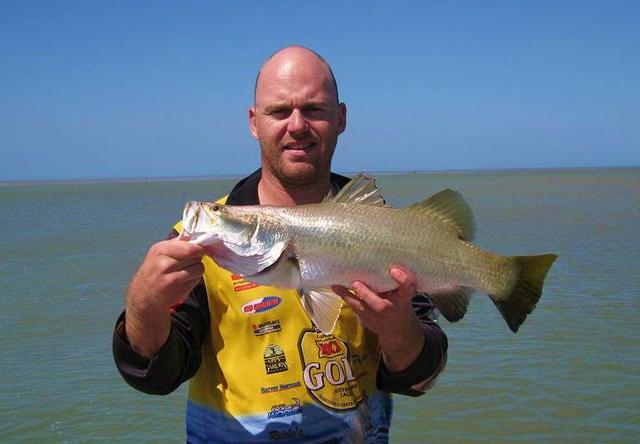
248;45;347;195
254;46;339;105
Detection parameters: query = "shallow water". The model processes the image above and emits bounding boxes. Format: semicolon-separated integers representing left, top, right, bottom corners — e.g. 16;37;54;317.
1;168;638;442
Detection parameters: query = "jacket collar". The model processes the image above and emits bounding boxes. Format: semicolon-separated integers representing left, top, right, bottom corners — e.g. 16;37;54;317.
226;168;351;205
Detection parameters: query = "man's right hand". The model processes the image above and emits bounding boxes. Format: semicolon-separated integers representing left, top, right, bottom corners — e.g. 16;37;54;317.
125;238;205;358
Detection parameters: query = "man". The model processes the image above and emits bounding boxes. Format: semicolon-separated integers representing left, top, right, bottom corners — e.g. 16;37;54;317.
113;46;447;443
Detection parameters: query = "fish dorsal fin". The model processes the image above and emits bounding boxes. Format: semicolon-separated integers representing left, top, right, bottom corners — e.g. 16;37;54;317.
329;173;386;206
299;288;343;334
407;189;475;240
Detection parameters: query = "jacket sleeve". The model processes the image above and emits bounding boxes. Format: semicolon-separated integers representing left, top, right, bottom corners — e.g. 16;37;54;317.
112;280;210;395
376;293;448;396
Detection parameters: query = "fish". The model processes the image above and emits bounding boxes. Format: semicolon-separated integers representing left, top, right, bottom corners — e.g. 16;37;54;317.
179;174;557;334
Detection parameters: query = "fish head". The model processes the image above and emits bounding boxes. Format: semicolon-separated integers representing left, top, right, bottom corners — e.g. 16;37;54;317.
181;201;258;249
180;201;290;277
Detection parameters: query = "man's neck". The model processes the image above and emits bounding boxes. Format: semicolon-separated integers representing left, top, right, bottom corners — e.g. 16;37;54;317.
258;171;332;206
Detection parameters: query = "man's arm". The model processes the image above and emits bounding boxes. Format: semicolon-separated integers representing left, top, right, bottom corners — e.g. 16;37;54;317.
112;281;210;394
332;268;448;395
112;235;209;394
376;292;447;396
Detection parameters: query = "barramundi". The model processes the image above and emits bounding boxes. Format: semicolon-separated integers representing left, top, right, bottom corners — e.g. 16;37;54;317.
179;174;557;334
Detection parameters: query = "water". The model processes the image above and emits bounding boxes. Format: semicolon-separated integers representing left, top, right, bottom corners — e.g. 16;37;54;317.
1;168;638;442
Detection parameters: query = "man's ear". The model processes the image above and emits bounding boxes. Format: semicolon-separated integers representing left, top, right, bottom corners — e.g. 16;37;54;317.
337;102;347;135
248;106;259;140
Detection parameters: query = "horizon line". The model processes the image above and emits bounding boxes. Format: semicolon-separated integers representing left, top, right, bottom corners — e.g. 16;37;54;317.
1;164;638;187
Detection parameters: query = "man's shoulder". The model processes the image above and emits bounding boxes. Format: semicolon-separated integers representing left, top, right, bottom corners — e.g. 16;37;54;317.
227;170;261;205
330;171;352;189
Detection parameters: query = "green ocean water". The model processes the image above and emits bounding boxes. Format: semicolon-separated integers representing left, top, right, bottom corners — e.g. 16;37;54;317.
0;167;638;443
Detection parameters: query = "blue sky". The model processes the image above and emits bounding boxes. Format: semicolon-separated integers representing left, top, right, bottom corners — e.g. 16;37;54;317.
1;1;638;180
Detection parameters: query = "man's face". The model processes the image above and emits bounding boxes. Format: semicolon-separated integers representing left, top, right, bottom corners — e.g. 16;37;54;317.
249;54;346;186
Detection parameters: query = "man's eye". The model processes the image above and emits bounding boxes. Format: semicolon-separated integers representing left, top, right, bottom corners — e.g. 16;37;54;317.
303;106;327;117
269;109;291;118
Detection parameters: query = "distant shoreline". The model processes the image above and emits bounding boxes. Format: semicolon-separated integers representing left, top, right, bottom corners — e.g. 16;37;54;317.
1;165;638;187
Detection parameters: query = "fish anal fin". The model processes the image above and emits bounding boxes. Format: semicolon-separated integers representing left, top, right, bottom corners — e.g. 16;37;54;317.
427;287;473;323
300;288;343;334
329;173;386;206
406;189;475;241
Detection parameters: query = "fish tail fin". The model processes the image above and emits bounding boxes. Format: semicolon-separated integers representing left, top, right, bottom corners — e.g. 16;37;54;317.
492;254;558;333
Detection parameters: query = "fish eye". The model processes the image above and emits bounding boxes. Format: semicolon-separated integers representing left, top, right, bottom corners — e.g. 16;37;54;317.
212;204;220;212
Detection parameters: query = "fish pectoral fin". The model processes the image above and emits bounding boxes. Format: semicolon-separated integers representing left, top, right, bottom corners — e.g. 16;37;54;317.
328;173;386;207
247;255;301;289
299;288;343;334
406;189;475;241
427;287;474;323
215;239;289;277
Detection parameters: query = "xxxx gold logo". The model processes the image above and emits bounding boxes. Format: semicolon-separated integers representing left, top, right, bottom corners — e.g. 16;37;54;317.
315;338;344;359
298;329;372;412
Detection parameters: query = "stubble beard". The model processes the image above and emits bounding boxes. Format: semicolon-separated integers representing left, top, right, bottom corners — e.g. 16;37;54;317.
260;139;337;187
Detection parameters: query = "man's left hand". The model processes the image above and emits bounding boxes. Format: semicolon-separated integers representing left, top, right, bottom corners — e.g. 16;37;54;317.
332;267;425;372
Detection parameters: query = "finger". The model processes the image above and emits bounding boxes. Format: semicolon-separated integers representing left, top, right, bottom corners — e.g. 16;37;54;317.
163;263;204;299
167;256;205;273
331;285;351;299
352;281;391;313
173;276;205;303
156;238;206;259
177;261;205;281
331;285;366;312
389;267;417;300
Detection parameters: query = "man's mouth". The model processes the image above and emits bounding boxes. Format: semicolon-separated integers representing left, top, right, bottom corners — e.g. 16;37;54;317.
284;142;315;151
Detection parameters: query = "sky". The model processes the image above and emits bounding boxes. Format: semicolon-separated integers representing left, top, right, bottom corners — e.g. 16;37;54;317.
1;1;638;181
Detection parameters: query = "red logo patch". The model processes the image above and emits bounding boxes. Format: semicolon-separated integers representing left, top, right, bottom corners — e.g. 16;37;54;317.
231;274;258;292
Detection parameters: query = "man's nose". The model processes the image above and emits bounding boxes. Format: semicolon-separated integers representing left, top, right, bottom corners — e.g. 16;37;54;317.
287;109;309;136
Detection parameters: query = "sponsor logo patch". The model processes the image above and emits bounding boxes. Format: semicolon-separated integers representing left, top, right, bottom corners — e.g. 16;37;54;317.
267;398;303;419
264;344;288;374
231;274;259;292
315;337;344;359
260;381;301;394
298;330;371;411
242;296;281;315
252;319;282;336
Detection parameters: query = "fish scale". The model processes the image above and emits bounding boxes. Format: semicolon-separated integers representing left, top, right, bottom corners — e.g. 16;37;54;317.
276;203;456;291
